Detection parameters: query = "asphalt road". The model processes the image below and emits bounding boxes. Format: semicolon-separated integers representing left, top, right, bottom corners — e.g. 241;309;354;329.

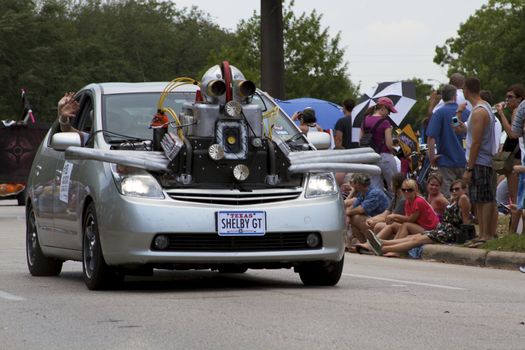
1;200;525;350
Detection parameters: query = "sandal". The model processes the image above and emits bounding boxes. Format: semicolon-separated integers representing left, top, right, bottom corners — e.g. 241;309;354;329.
467;240;486;248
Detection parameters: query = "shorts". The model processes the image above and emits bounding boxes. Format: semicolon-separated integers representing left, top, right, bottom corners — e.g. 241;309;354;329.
468;165;496;203
518;173;525;210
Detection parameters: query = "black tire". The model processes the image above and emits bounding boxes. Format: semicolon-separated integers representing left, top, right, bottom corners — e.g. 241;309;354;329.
17;189;26;206
298;256;344;286
82;202;122;290
26;204;63;276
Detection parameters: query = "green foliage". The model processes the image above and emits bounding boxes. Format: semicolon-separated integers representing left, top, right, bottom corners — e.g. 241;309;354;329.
433;0;525;101
208;1;359;104
0;0;233;121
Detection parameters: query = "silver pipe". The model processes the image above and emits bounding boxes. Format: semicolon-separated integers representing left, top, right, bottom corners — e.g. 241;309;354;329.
290;153;381;165
65;147;169;172
288;147;374;160
110;150;168;160
288;163;382;175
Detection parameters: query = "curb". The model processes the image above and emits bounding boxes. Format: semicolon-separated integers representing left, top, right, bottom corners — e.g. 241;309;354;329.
421;244;525;270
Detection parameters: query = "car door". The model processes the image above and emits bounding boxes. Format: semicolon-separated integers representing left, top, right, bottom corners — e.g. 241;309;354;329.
31;125;61;247
52;92;94;250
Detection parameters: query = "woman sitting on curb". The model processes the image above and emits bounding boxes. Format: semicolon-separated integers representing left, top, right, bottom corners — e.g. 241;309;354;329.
369;178;439;242
366;179;472;257
365;173;406;234
426;172;449;221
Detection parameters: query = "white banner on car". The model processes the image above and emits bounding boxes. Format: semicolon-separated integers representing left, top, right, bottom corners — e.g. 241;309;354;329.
59;161;73;203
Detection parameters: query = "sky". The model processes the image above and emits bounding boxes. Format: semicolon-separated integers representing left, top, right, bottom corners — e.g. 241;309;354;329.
175;0;489;94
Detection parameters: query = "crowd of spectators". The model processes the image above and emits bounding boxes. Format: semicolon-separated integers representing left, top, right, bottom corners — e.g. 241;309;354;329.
339;74;525;257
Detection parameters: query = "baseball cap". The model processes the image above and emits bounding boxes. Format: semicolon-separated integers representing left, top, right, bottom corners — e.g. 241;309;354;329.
376;97;397;113
350;173;371;186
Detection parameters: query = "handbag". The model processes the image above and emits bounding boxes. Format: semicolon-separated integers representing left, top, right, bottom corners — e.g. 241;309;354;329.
492;144;519;175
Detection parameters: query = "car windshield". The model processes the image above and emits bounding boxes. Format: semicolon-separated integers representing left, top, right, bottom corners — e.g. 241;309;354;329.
252;93;302;142
102;92;196;141
102;91;301;143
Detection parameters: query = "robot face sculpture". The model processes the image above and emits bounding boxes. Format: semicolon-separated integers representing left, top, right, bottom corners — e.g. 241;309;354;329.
155;61;287;185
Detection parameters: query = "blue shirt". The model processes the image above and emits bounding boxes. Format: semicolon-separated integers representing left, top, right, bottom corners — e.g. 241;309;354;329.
426;102;469;168
353;186;390;217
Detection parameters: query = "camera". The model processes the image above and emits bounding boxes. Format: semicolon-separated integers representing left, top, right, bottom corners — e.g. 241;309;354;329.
451;116;460;127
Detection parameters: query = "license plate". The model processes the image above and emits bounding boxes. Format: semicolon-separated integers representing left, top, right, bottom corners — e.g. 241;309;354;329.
216;211;266;236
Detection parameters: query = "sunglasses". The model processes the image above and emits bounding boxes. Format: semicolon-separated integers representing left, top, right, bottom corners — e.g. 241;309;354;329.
401;188;414;193
450;187;462;192
506;95;516;100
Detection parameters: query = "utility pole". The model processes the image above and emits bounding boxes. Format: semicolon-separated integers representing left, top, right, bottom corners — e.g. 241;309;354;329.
260;0;285;99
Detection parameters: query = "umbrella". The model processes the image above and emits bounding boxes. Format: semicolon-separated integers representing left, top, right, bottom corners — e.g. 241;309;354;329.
351;81;417;128
276;97;344;130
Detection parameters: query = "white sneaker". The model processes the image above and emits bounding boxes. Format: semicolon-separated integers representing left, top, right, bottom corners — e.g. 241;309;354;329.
368;229;382;251
520;266;525;273
366;230;382;256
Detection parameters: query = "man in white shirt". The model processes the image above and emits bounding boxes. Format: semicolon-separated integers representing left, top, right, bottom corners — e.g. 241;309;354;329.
431;73;473;113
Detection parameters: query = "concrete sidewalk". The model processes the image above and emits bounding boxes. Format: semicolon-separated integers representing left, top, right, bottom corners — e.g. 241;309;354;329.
421;244;525;271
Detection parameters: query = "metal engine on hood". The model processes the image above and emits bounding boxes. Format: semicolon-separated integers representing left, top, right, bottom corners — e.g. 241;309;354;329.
154;61;295;188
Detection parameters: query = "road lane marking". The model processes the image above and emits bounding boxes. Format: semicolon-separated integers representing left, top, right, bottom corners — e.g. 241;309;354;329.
343;273;465;290
0;291;25;301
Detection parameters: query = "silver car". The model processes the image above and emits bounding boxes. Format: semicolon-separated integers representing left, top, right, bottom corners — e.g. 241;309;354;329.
26;66;345;290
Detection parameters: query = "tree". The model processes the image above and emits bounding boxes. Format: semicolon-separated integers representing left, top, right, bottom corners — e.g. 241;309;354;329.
434;0;525;101
0;0;233;121
0;0;42;119
208;0;359;103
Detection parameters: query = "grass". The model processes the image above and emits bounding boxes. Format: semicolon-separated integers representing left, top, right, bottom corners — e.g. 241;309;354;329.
479;214;525;253
481;234;525;253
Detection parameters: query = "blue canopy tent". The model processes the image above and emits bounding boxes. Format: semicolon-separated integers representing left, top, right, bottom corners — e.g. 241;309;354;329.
276;97;344;130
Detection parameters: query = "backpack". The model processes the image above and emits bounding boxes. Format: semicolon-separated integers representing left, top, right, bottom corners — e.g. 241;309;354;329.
359;117;384;152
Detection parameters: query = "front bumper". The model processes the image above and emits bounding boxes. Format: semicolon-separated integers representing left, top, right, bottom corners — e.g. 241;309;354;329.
97;192;345;266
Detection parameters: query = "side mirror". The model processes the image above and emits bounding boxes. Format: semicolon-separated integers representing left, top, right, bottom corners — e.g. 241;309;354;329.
51;132;82;151
307;131;332;150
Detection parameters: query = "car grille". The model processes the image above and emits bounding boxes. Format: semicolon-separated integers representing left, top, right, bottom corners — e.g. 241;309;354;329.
151;232;321;252
166;189;302;205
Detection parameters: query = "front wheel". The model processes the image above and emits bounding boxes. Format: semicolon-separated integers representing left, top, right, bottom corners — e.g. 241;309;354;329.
26;204;63;276
82;202;122;290
298;256;344;286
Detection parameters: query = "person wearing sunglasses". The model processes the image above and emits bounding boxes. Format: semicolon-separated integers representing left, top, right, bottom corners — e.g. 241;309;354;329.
366;179;439;246
366;180;472;257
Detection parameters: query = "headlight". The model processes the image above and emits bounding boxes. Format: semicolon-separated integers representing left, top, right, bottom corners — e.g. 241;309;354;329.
305;173;337;198
110;164;164;199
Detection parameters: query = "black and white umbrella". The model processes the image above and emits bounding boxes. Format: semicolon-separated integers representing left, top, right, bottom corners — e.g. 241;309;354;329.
351;81;417;128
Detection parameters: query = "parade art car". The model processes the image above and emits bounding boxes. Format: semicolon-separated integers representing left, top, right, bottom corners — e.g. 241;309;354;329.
26;62;379;290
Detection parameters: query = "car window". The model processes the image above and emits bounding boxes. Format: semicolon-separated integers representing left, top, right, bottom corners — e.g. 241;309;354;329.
257;92;301;142
47;94;85;146
77;97;94;146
